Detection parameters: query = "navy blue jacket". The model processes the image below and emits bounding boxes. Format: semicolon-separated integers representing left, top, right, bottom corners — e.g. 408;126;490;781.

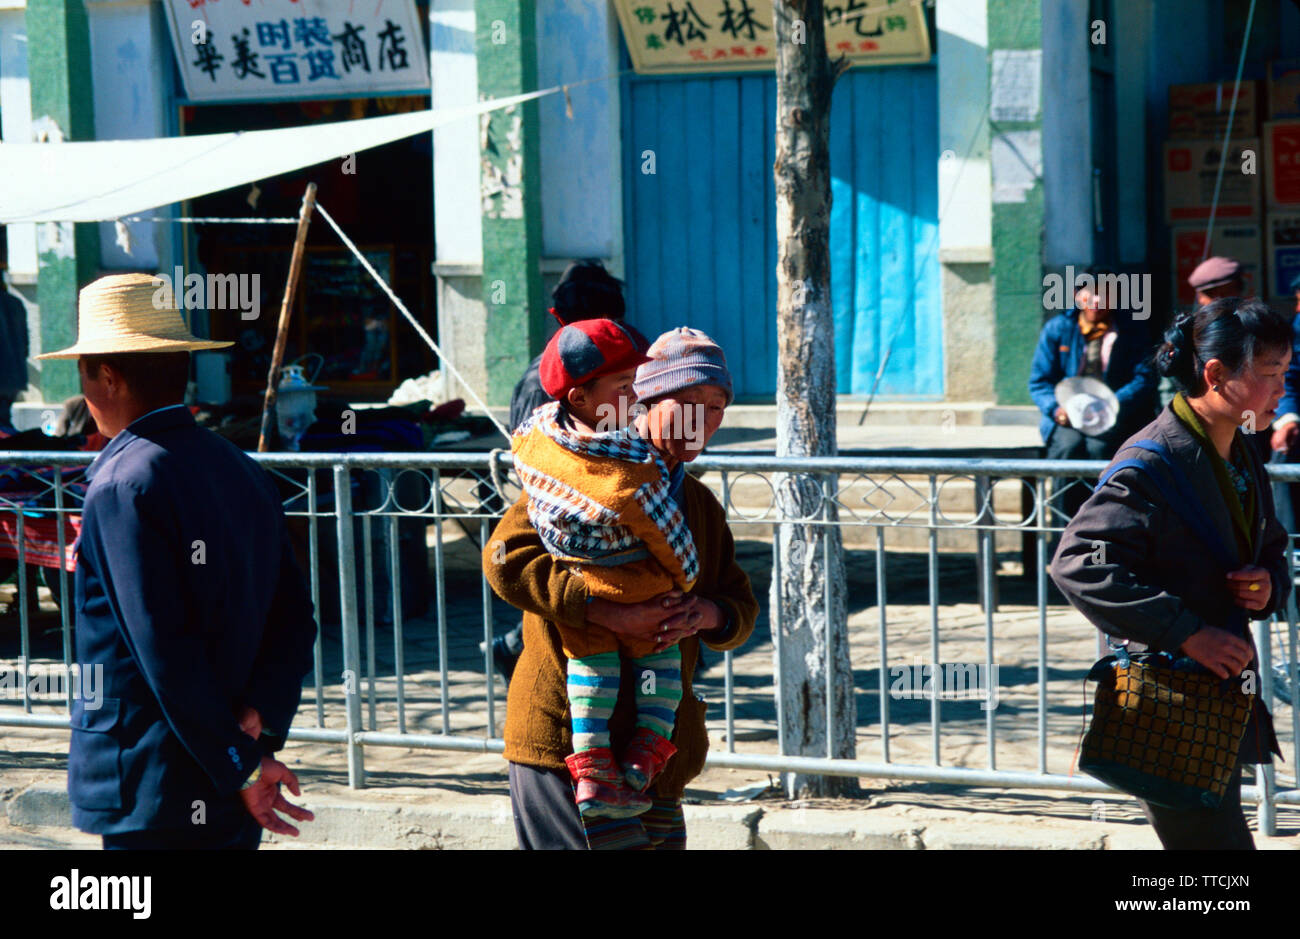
68;405;317;835
1027;310;1159;444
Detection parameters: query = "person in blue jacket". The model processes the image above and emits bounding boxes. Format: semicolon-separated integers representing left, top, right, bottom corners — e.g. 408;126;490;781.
37;273;318;850
1028;268;1158;519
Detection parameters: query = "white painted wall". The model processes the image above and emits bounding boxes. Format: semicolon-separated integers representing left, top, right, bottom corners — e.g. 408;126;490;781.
430;0;481;265
0;8;37;277
535;0;622;268
1041;0;1092;267
936;0;991;263
87;0;169;270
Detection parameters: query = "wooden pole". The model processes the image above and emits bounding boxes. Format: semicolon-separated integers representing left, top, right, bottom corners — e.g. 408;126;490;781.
258;182;317;452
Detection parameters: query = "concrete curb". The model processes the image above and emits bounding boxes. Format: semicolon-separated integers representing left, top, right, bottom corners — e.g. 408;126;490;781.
5;783;1230;850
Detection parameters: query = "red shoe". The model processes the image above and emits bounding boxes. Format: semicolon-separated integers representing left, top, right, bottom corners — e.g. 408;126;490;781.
565;748;651;819
621;728;678;792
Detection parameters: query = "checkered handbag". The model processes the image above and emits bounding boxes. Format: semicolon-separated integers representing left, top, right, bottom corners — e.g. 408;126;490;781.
1079;647;1254;810
1080;437;1258;809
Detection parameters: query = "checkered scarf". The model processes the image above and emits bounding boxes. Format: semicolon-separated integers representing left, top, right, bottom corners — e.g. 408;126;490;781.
513;402;698;580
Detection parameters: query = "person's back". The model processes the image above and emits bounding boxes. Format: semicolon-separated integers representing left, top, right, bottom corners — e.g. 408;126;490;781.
72;404;316;834
84;407;287;667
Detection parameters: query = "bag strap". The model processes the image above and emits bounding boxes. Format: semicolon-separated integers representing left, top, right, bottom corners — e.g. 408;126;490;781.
1098;438;1239;570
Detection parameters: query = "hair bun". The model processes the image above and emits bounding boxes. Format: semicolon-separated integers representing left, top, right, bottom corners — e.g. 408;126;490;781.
1157;314;1194;378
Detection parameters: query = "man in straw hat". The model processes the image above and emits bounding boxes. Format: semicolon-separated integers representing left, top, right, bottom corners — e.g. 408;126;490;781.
41;273;317;849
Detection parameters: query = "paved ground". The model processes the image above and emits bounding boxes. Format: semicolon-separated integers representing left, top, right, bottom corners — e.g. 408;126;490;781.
3;452;1298;849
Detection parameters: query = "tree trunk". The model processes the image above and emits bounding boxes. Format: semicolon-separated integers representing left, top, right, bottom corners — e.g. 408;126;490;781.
771;0;855;798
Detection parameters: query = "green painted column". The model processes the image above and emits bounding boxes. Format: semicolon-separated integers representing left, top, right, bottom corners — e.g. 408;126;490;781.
27;0;101;403
988;0;1043;407
476;0;545;408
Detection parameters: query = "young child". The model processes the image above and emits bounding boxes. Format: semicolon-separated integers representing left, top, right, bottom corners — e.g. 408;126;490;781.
511;318;698;819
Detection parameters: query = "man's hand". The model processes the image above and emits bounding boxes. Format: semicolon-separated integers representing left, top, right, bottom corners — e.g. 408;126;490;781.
238;757;314;837
1180;626;1255;679
1271;421;1299;453
238;706;262;741
1226;566;1271;611
1053;406;1070;428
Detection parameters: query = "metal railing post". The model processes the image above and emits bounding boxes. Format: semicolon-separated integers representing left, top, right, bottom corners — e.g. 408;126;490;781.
928;475;940;766
1255;616;1276;835
332;463;365;788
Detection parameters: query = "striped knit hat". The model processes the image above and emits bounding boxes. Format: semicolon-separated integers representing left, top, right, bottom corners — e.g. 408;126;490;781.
633;327;734;406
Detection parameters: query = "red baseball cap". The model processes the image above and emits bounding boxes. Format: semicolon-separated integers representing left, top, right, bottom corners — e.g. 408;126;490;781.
539;319;652;400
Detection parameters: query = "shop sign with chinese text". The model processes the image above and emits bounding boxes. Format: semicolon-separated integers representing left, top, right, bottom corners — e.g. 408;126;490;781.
613;0;930;74
164;0;430;103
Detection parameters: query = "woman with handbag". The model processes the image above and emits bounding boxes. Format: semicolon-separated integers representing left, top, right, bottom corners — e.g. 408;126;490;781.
1051;297;1292;849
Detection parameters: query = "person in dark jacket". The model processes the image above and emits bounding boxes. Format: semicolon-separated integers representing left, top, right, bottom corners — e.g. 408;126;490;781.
507;260;640;432
0;261;30;429
1050;298;1291;849
39;273;318;849
1029;271;1158;521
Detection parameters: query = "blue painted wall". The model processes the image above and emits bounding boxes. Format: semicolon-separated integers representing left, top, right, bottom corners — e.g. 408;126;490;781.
536;0;620;259
621;66;940;400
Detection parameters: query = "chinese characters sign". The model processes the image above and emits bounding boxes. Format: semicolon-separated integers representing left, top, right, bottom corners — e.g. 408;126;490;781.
613;0;930;74
164;0;429;103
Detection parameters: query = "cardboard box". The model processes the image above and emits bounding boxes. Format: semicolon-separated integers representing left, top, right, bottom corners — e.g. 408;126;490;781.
1265;213;1300;300
1267;59;1300;119
1264;120;1300;208
1169;81;1258;138
1164;138;1261;223
1171;224;1263;306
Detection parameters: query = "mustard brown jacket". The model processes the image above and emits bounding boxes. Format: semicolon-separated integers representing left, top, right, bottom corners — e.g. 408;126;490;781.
483;474;758;797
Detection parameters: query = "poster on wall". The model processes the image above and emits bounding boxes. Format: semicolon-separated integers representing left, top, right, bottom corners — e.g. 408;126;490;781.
163;0;430;103
613;0;931;74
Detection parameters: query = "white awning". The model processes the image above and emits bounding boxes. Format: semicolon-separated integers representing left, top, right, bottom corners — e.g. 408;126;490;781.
0;88;549;224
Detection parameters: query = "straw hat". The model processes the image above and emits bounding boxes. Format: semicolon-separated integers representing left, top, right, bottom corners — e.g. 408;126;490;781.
36;272;234;360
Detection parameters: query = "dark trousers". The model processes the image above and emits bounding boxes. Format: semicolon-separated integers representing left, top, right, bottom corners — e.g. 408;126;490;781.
508;762;685;850
1046;424;1124;523
102;813;263;851
1138;755;1255;850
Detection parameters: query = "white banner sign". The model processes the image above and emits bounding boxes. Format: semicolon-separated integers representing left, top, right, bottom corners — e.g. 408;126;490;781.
163;0;430;103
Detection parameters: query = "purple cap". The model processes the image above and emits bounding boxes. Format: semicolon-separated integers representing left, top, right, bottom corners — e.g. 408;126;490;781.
1188;256;1243;292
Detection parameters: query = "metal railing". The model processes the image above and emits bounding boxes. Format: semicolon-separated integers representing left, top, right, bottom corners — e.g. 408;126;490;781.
0;450;1296;832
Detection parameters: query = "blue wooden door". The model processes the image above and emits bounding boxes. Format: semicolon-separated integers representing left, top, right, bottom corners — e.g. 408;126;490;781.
621;66;939;400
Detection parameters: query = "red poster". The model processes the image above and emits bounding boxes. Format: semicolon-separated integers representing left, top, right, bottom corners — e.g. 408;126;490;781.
1268;122;1300;205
